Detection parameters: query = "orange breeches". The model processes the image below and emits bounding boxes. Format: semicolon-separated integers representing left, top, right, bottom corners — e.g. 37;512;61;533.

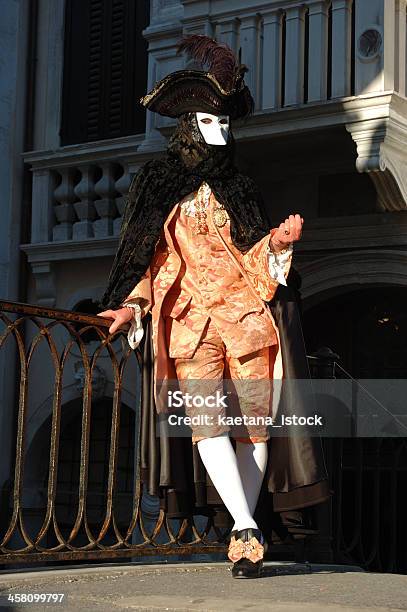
166;317;277;444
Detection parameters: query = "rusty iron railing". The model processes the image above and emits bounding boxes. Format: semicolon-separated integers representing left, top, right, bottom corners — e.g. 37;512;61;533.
0;301;228;565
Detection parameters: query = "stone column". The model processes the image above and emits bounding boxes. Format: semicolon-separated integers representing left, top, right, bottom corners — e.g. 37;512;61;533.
307;0;330;103
284;6;306;106
239;14;261;107
331;0;353;98
218;17;239;54
32;0;65;150
261;9;283;110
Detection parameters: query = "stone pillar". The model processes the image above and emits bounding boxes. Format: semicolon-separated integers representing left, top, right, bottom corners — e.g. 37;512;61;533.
261;9;283;110
284;6;306;106
307;0;330;102
218;17;239;55
32;0;65;150
331;0;353;98
239;14;261;107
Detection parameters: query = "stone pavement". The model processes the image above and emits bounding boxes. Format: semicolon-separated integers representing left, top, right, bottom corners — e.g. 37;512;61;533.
1;561;407;612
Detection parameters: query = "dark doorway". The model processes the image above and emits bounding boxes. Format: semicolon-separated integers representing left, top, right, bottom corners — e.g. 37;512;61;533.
303;286;407;379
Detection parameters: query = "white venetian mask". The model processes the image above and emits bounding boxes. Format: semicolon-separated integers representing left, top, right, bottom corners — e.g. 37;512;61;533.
195;112;230;145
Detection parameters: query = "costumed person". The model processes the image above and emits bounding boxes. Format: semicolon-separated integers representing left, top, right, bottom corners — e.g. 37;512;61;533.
98;34;331;579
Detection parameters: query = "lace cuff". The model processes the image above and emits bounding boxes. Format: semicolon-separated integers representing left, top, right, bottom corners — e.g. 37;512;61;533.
266;242;293;286
121;302;144;350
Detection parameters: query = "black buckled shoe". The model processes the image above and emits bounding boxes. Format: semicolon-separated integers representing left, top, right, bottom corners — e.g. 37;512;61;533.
228;527;265;579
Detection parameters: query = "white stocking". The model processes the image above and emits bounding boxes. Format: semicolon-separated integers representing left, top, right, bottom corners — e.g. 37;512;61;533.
197;434;258;531
232;441;268;531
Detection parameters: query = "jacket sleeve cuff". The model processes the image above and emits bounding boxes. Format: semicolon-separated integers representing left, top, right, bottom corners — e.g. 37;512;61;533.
121;301;144;350
266;241;293;286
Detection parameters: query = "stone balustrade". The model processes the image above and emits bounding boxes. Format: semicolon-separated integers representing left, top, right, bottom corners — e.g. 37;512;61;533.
23;137;151;245
37;162;127;243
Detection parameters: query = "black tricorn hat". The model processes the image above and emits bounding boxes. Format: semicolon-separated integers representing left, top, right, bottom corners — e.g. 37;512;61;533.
140;34;255;120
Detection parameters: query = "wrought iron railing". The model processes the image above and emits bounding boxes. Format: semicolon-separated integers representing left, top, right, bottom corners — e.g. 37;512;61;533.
0;301;228;565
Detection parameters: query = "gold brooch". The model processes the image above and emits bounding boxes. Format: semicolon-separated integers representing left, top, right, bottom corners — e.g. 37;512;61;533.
213;205;228;228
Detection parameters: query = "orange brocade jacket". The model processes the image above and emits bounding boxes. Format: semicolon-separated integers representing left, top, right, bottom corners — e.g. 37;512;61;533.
122;182;293;414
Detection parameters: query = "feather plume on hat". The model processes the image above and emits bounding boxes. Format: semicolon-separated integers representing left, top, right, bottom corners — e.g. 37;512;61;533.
176;34;246;92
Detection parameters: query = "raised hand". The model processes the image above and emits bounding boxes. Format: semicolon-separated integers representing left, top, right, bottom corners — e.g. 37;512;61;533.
96;307;133;335
270;214;304;252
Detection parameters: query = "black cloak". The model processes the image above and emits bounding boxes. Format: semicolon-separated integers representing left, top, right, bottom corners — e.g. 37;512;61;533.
99;113;332;539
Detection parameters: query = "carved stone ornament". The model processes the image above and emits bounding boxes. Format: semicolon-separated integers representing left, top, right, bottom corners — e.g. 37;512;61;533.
346;94;407;212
